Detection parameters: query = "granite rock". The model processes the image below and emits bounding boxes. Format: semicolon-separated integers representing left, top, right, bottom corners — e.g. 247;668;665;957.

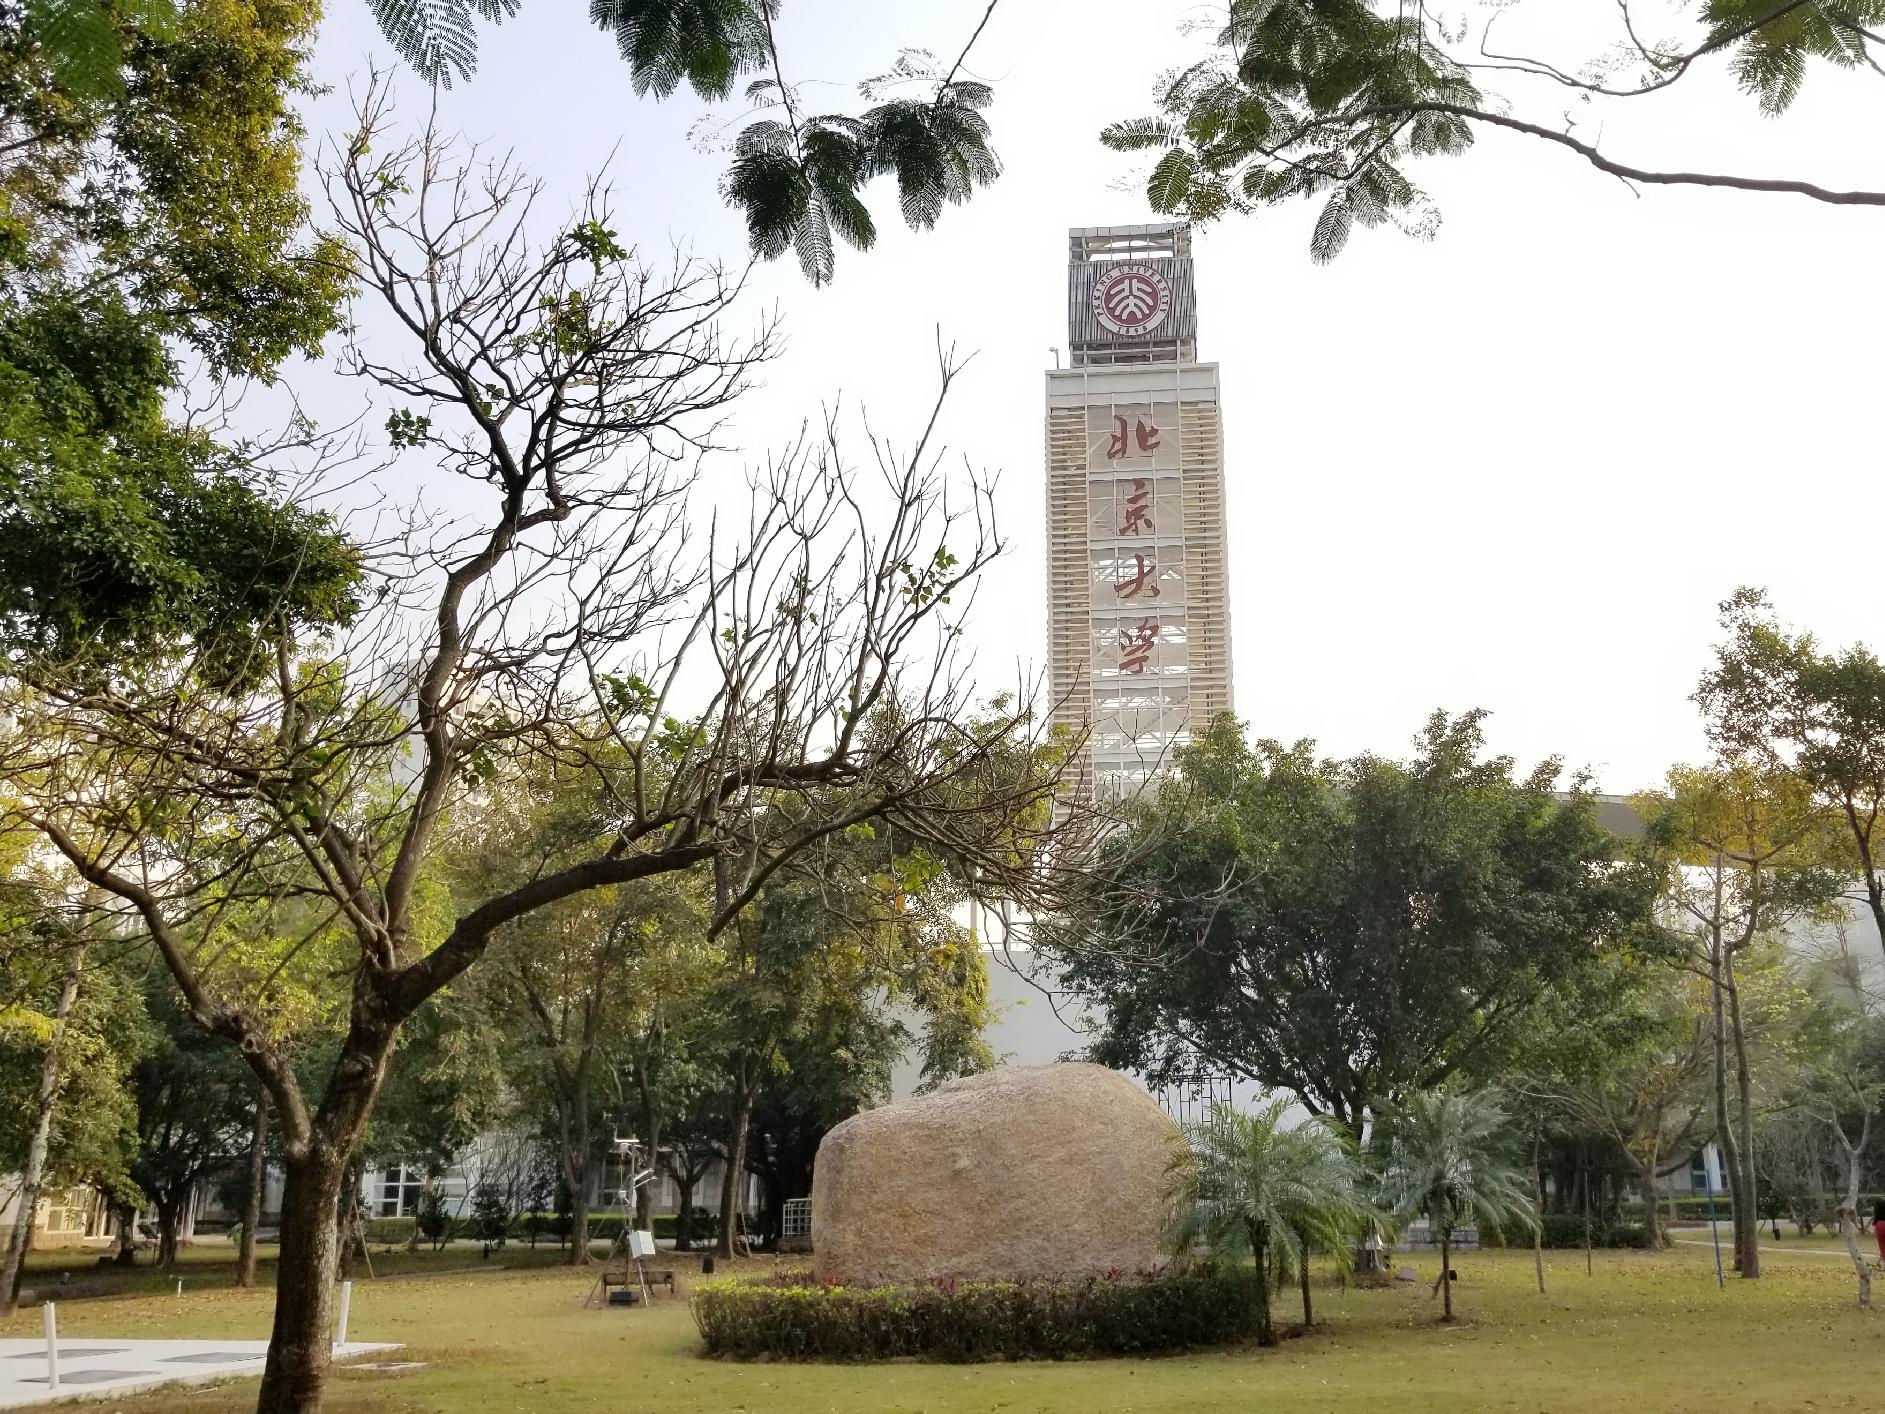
810;1062;1179;1286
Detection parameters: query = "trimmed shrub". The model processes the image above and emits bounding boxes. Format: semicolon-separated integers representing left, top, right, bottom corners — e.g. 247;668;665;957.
1651;1194;1885;1225
362;1216;415;1245
357;1210;694;1247
691;1266;1265;1362
1483;1214;1649;1249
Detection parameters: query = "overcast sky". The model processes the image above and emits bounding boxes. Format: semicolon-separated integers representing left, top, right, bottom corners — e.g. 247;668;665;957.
294;0;1885;798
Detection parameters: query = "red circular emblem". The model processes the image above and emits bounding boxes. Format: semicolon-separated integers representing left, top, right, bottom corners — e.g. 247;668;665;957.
1093;262;1172;336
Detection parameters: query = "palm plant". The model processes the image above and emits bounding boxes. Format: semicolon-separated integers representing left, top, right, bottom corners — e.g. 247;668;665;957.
1166;1097;1377;1344
1374;1086;1538;1322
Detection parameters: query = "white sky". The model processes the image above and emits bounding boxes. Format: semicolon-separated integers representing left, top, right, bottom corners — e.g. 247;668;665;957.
292;0;1885;798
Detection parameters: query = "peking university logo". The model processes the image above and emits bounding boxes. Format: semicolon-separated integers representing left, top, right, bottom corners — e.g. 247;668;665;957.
1092;261;1173;337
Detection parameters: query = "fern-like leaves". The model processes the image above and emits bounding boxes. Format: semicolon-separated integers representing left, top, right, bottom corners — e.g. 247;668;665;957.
26;0;177;98
589;0;767;100
717;74;998;284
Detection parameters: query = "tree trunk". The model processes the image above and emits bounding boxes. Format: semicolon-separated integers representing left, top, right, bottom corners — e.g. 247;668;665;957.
1633;1156;1663;1251
1859;863;1885;974
1580;1165;1593;1278
253;1150;348;1414
1248;1219;1275;1346
1297;1227;1313;1327
557;1079;593;1266
1722;954;1760;1278
156;1194;182;1271
634;1114;660;1232
1834;1125;1872;1310
716;1079;753;1260
673;1174;695;1251
1531;1137;1548;1293
1838;1210;1873;1310
250;1003;399;1414
406;1175;428;1255
1707;938;1748;1274
566;1146;595;1265
335;1162;365;1280
1439;1230;1454;1322
113;1202;138;1266
0;935;89;1317
238;1083;270;1288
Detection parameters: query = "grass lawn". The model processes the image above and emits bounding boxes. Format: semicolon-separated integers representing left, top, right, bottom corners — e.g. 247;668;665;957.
3;1242;1881;1413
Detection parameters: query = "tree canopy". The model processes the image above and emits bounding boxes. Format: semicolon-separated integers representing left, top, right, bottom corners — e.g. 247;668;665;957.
1048;710;1665;1134
0;0;358;680
1698;587;1885;971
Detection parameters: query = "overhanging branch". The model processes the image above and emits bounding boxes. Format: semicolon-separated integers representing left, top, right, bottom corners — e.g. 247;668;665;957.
1348;101;1885;206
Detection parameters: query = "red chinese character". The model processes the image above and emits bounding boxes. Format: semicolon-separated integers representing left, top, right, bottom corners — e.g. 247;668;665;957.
1113;553;1158;600
1118;617;1158;674
1119;478;1153;536
1105;415;1129;460
1135;418;1161;453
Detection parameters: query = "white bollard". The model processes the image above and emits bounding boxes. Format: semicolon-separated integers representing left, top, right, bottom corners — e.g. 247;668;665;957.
334;1279;352;1351
43;1302;59;1393
174;1278;183;1297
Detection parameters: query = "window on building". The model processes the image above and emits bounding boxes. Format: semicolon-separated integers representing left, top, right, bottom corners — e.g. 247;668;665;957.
377;1165;424;1217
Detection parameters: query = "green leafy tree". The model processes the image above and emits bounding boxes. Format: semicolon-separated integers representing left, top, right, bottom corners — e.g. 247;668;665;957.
1049;710;1663;1136
0;0;359;680
704;801;998;1257
1785;983;1885;1308
1104;0;1885;264
1374;1086;1537;1323
415;1186;452;1251
448;743;719;1258
0;886;148;1311
1699;587;1885;975
1523;965;1715;1252
1165;1096;1375;1344
128;969;260;1268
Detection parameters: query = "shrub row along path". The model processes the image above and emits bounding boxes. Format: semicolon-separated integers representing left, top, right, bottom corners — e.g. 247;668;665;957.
1;1245;1878;1412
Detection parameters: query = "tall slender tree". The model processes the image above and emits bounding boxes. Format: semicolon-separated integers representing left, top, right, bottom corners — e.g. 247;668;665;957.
1639;765;1841;1278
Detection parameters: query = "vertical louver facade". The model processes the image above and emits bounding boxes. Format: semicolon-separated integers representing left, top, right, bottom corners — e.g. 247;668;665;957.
1045;225;1234;797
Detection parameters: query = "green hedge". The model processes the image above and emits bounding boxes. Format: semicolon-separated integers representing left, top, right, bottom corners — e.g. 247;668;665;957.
691;1267;1265;1362
1654;1195;1885;1224
360;1211;698;1246
1482;1215;1648;1250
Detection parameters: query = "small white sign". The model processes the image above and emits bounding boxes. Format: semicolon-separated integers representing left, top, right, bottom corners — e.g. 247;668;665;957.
627;1229;657;1260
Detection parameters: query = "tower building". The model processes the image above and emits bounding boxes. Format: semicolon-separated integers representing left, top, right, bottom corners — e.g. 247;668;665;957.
1044;223;1233;796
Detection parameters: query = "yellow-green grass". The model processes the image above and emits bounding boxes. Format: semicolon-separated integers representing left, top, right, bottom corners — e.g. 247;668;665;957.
17;1241;575;1300
4;1244;1881;1413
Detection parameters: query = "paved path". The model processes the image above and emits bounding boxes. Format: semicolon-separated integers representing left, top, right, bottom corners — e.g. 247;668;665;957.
0;1338;398;1408
1672;1238;1861;1261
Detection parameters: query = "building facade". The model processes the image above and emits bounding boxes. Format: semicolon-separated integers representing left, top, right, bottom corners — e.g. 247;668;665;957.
1045;223;1234;796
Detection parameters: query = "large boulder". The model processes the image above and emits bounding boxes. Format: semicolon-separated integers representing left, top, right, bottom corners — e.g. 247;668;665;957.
810;1062;1179;1286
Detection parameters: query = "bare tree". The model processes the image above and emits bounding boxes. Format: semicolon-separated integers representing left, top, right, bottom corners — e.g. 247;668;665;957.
0;87;1083;1414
